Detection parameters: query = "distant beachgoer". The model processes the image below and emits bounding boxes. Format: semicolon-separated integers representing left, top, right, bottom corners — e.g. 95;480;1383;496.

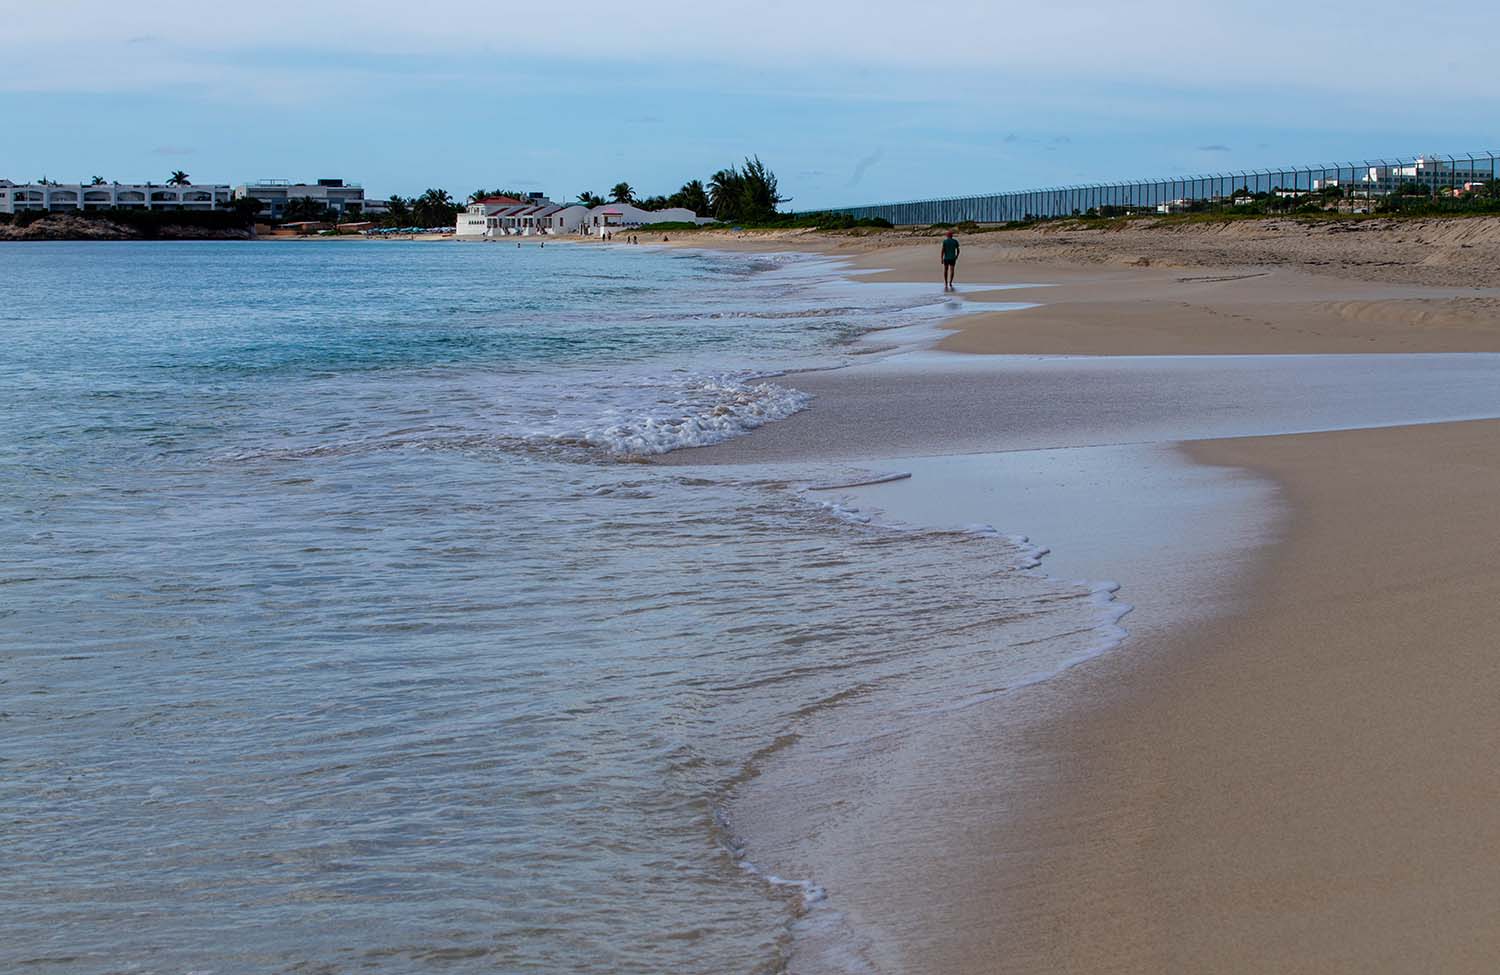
941;231;960;291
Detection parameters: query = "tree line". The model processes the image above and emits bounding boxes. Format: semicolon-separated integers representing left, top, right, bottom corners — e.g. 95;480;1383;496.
271;189;464;227
239;156;790;228
574;156;786;222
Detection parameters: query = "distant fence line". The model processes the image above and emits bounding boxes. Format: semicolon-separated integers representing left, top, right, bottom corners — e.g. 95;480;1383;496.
814;150;1500;225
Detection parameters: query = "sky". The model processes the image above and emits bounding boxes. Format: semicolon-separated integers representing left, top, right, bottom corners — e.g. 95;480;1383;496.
3;0;1498;209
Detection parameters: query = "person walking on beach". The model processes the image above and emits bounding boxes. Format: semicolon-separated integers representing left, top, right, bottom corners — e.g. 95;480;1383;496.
941;230;960;291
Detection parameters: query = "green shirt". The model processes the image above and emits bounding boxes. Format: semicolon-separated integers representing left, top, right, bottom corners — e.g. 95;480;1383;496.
942;237;960;261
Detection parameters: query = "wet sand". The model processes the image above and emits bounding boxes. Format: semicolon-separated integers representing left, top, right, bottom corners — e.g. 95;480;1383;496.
935;421;1500;974
671;227;1500;972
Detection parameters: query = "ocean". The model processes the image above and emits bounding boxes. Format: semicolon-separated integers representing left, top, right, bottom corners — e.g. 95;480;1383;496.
2;241;1118;973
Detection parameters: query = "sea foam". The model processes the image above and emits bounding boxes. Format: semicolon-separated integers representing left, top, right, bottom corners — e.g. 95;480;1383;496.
554;374;812;455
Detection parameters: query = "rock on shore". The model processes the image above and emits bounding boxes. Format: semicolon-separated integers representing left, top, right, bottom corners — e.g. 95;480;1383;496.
0;214;254;241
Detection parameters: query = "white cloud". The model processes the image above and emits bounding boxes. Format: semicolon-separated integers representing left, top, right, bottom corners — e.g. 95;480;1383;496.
7;0;1500;97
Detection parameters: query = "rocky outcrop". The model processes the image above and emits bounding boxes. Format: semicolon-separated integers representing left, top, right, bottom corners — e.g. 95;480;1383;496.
0;213;255;241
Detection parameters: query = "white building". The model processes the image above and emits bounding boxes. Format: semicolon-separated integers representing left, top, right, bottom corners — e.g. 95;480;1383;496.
546;205;591;233
585;204;708;235
1312;155;1497;197
456;195;550;237
233;179;366;219
0;179;232;214
456;197;523;237
455;201;502;236
454;193;714;237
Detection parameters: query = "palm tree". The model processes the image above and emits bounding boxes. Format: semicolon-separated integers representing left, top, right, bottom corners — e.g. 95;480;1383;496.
670;179;709;216
411;188;459;227
89;176;107;186
708;167;744;220
577;191;605;207
609;182;635;204
167;171;191;186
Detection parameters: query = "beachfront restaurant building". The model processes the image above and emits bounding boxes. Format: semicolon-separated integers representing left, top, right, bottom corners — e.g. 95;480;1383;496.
454;197;710;237
455;197;517;236
0;179;232;213
456;197;593;236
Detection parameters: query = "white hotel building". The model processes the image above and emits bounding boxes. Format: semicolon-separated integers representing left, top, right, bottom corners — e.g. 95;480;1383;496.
232;179;366;219
1311;155;1494;197
0;180;232;213
456;194;711;237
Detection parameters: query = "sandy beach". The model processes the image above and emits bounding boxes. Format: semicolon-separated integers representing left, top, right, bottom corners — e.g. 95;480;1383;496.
666;220;1500;972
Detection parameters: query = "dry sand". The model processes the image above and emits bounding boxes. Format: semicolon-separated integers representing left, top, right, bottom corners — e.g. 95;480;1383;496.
671;219;1500;354
672;220;1500;972
667;213;1500;288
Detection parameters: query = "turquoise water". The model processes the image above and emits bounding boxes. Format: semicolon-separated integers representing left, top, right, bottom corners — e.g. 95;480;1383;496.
1;241;1108;974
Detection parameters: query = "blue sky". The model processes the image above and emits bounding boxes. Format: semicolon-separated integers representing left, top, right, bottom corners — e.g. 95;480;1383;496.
4;0;1497;208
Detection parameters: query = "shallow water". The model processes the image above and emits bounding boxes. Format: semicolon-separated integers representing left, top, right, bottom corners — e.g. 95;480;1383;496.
1;242;1115;974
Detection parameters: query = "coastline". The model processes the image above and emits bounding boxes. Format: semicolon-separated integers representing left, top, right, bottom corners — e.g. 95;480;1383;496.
663;229;1500;971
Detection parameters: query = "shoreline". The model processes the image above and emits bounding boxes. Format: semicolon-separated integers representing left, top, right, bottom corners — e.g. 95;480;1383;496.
894;419;1500;974
666;231;1500;971
662;227;1500;354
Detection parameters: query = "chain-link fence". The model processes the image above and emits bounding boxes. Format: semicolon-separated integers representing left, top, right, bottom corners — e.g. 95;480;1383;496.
815;151;1500;225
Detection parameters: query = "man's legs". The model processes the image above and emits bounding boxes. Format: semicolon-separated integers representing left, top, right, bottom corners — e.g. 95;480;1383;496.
944;261;955;289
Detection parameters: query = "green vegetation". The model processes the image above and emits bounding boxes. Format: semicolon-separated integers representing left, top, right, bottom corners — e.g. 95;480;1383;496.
167;171;191;186
626;179;711;215
1374;181;1500;216
708;157;784;222
376;189;462;228
673;179;709;215
468;188;533;203
579;158;784;221
281;196;338;222
734;211;891;230
911;179;1500;234
266;188;464;230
